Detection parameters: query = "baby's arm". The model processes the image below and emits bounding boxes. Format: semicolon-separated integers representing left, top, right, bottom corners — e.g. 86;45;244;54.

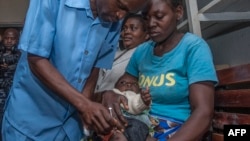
140;87;151;107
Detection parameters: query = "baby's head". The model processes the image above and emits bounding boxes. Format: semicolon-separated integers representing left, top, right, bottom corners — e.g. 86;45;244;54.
115;74;140;93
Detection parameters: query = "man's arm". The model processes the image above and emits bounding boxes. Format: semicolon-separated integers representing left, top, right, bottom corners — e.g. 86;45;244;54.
83;68;110;103
27;54;122;134
82;67;99;100
28;54;83;106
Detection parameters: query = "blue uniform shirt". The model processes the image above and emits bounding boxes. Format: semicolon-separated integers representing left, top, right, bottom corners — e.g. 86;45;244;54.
3;0;121;140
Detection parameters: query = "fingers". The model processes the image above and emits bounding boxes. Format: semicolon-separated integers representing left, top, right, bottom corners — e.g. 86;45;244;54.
119;95;128;110
113;103;128;127
140;87;151;106
80;102;115;135
91;114;109;134
100;91;128;130
143;92;151;100
141;86;149;94
97;106;121;134
99;107;125;134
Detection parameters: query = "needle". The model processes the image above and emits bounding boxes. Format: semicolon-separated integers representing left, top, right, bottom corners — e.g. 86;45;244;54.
108;107;113;117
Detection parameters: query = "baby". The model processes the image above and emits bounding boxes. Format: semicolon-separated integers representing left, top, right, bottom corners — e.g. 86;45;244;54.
105;74;153;141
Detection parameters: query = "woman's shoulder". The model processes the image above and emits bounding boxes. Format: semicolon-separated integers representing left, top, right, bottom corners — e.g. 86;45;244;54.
179;33;209;51
136;40;155;51
182;32;208;45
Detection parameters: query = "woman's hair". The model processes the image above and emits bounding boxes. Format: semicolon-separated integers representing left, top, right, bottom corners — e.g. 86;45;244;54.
171;0;183;8
121;13;148;32
142;0;183;18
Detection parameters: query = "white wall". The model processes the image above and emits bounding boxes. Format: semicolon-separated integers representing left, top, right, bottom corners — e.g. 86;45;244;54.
208;26;250;67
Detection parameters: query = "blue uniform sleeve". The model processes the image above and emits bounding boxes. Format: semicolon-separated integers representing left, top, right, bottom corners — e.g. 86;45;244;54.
186;36;218;85
18;0;58;58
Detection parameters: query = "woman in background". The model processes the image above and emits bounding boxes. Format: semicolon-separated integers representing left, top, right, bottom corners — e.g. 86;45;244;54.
95;13;149;92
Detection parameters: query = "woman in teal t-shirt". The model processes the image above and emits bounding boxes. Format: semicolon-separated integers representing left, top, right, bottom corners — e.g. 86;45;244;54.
103;0;218;141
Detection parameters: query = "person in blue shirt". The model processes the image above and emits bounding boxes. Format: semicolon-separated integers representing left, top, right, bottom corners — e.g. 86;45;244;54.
1;0;149;141
102;0;218;141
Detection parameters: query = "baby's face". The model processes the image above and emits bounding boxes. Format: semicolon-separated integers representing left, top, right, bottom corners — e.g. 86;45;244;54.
116;76;140;93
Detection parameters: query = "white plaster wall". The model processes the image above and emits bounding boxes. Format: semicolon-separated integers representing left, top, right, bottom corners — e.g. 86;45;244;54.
207;26;250;67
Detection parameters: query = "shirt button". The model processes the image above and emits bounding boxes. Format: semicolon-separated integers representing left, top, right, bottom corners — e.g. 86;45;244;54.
78;78;82;83
84;50;88;55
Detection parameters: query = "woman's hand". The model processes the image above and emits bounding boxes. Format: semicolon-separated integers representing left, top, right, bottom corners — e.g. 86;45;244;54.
101;90;129;129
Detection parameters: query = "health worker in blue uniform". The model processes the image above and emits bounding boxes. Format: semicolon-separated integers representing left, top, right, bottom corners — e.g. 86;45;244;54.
1;0;149;140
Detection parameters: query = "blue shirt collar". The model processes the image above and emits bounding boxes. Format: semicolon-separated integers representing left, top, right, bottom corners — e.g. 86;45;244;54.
64;0;90;9
64;0;116;24
65;0;94;19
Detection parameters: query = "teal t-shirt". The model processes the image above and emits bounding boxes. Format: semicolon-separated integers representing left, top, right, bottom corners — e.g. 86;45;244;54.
126;33;218;121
